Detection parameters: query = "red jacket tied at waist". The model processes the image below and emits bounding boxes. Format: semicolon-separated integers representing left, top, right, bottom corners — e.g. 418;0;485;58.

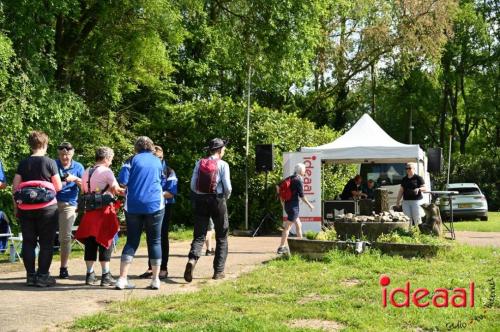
75;201;121;249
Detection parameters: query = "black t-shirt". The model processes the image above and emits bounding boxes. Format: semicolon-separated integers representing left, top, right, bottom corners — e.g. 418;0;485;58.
401;174;425;200
340;179;359;200
16;156;58;182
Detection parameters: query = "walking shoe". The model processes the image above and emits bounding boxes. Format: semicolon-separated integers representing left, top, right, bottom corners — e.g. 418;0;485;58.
115;277;135;290
159;269;168;280
26;273;36;287
100;272;116;287
183;259;197;283
212;272;225;280
59;267;69;279
36;273;56;287
85;271;97;285
277;246;289;254
138;270;153;279
206;249;215;256
149;278;161;290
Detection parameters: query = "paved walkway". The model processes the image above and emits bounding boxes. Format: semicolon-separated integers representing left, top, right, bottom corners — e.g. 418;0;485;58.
454;231;500;247
0;236;280;332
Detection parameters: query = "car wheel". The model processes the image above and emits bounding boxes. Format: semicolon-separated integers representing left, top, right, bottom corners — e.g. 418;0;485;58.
480;216;488;221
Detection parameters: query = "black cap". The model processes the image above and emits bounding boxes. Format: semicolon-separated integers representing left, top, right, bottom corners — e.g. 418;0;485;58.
207;138;227;151
57;142;74;150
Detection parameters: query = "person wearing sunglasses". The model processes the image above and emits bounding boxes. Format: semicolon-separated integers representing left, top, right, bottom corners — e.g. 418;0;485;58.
396;163;427;226
54;142;84;279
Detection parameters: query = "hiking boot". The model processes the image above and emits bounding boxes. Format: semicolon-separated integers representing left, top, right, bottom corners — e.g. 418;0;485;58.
277;246;289;255
59;267;69;279
115;277;135;290
86;271;97;285
183;259;197;283
206;249;215;256
212;272;225;280
26;273;36;287
149;278;161;290
36;273;56;287
100;272;116;287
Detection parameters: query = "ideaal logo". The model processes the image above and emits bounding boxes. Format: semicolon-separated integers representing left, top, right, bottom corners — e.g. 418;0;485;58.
380;275;475;308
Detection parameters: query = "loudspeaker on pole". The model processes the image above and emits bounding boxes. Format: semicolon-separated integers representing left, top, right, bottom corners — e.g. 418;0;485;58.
427;148;443;173
255;144;274;172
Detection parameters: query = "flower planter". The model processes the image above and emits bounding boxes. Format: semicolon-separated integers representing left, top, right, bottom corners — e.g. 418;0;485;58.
334;221;409;241
287;238;349;259
371;242;450;258
288;238;450;259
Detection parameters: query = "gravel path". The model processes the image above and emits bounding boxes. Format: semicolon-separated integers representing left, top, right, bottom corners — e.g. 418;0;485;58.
454;231;500;247
0;236;280;332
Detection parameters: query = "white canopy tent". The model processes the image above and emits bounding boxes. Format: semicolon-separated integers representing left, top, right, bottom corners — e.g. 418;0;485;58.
301;113;424;164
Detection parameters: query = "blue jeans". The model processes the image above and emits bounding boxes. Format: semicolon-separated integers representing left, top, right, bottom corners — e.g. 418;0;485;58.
122;209;164;266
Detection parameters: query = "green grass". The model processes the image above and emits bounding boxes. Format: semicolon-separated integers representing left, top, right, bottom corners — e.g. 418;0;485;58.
73;245;499;332
453;212;500;232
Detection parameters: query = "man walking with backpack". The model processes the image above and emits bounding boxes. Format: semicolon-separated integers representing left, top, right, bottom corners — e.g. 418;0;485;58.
276;163;314;255
184;138;231;282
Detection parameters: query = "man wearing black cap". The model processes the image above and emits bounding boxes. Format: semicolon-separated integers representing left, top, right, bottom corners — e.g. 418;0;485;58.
184;138;232;282
54;142;84;279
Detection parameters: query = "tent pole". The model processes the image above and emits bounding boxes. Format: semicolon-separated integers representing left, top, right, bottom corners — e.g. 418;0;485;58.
244;64;252;230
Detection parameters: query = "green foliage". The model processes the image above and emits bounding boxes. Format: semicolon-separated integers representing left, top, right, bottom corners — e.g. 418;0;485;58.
315;227;337;241
376;227;448;245
136;97;349;230
305;231;318;240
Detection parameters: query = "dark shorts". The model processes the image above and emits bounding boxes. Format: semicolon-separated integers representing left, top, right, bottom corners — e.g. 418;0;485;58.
284;201;300;222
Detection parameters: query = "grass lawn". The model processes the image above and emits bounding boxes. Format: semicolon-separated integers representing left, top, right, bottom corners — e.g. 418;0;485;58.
73;244;499;332
453;212;500;232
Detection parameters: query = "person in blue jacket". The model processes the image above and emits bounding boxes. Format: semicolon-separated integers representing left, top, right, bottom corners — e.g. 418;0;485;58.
139;156;178;280
0;159;6;189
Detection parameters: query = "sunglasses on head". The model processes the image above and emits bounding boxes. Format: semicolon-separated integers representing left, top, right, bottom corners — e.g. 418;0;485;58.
58;147;73;152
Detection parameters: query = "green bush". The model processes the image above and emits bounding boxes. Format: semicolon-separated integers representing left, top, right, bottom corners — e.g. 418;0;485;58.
137;97;354;230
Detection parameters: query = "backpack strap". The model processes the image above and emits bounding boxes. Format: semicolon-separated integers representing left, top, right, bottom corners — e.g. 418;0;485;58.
87;166;109;194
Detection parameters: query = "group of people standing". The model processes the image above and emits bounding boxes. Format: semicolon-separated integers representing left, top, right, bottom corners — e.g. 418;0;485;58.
1;131;231;290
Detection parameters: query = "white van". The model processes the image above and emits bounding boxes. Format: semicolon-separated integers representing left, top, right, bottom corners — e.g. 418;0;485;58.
358;161;431;208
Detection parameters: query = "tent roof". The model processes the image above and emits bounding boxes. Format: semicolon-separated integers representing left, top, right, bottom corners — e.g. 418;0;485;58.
301;113;424;163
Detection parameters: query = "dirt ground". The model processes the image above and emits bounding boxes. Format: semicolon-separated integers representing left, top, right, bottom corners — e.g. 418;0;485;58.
0;236;281;332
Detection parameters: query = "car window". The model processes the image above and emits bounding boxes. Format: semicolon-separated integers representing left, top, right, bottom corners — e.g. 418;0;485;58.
452;187;481;195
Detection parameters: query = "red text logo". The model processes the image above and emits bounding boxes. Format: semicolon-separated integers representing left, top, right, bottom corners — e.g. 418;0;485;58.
380;275;475;308
303;156;315;195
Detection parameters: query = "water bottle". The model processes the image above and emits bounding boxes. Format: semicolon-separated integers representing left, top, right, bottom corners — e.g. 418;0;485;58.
9;243;16;262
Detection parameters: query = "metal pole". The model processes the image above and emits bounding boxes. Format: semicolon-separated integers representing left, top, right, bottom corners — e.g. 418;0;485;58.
447;134;452;186
244;64;252;230
409;108;413;144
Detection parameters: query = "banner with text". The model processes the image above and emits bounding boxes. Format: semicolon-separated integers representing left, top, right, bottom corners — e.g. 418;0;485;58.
282;152;322;233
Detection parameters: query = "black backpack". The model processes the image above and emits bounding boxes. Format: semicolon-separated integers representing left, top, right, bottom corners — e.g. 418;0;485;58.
78;166;116;211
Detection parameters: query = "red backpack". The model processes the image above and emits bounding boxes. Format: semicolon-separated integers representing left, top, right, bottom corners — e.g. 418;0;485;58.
278;176;294;202
196;158;219;193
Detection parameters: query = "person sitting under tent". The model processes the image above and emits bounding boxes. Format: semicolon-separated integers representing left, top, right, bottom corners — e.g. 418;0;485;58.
340;175;367;200
362;179;377;200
